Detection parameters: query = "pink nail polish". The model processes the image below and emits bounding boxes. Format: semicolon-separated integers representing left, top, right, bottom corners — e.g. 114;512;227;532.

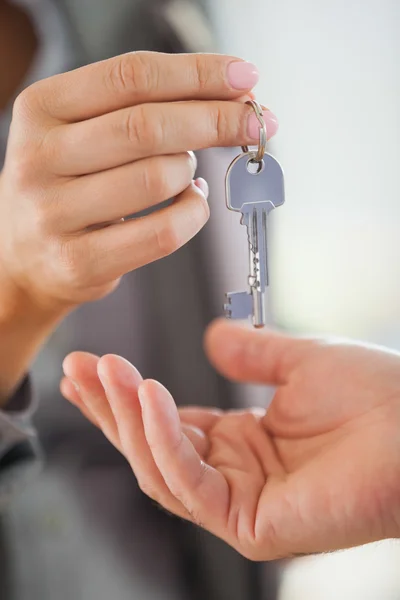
248;110;279;141
194;178;209;199
227;61;259;90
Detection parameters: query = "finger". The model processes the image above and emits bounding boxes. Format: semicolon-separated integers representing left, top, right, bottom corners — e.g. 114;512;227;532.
139;380;229;532
97;355;189;518
74;181;209;285
178;407;222;433
62;352;121;450
60;375;80;405
205;320;311;385
60;376;99;428
30;52;259;122
179;407;222;457
61;152;197;231
49;101;278;176
181;425;210;459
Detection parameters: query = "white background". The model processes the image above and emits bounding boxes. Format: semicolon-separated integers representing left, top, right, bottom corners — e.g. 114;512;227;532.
208;0;400;344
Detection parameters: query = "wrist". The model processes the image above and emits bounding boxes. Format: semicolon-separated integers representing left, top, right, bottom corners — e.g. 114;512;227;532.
0;266;70;407
0;262;65;327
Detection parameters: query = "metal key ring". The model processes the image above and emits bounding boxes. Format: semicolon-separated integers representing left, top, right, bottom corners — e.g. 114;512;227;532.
241;100;267;164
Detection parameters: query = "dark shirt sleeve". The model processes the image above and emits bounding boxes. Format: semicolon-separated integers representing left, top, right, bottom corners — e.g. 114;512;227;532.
0;377;42;511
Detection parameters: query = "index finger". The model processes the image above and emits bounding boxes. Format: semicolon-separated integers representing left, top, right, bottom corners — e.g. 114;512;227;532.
29;52;259;122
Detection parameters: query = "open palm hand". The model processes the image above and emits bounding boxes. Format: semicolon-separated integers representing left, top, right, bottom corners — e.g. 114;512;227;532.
61;321;400;560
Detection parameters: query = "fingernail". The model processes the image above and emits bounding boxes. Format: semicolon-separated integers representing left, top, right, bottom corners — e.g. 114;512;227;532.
227;61;259;90
194;178;209;200
97;355;142;388
248;109;279;141
188;150;197;171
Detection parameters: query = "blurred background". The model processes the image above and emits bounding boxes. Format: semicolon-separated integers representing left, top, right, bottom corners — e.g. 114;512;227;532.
1;0;400;599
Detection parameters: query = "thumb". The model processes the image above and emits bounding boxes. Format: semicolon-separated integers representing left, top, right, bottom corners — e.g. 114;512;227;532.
204;320;311;385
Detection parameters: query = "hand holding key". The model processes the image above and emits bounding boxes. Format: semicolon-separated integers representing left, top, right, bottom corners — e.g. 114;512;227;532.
0;53;279;315
0;52;279;402
62;320;400;560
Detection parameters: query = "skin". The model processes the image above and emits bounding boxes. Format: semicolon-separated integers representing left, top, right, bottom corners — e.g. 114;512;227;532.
0;43;267;405
61;320;400;561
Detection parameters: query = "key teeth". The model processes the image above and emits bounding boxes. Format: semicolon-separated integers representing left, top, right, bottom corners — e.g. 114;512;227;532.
224;291;252;320
224;297;232;318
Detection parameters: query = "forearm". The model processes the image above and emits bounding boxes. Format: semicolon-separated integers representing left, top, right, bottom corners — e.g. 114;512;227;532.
0;271;66;407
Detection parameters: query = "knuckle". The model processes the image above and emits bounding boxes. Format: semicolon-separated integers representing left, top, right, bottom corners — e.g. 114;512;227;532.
12;91;30;121
12;85;40;122
124;106;148;146
107;52;152;95
213;105;230;145
8;151;39;190
154;216;182;257
141;161;167;200
31;205;53;238
12;81;53;127
124;105;162;150
151;186;210;258
135;51;160;91
9;89;49;182
57;238;89;288
40;132;62;171
193;54;211;91
201;104;231;147
8;156;51;201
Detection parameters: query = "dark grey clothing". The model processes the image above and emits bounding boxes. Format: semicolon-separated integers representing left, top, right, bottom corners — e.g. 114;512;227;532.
0;379;41;512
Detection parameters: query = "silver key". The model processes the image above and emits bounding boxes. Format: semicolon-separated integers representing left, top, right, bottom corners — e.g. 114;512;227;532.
224;151;285;328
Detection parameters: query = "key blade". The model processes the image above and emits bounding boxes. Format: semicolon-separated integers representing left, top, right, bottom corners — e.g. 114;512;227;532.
257;207;269;290
242;204;270;290
224;291;252;320
247;208;267;327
